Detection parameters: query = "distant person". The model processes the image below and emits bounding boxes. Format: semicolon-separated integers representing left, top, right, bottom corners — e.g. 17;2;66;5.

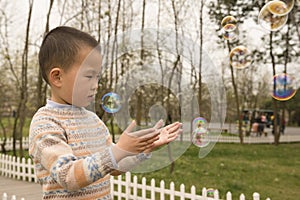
29;26;182;200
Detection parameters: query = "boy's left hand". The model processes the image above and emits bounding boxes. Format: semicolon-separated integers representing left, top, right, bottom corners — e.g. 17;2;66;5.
144;120;182;153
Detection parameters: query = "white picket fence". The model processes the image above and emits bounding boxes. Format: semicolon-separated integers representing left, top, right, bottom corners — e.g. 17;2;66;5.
0;138;29;151
2;193;24;200
0;153;271;200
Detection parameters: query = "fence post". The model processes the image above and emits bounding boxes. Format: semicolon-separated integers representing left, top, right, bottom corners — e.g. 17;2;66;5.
150;178;155;200
253;192;260;200
214;189;219;200
9;155;13;178
117;175;122;200
125;172;130;200
132;175;138;199
190;185;196;200
142;177;146;199
3;193;8;200
240;193;245;200
226;191;232;200
11;195;16;200
179;184;185;200
170;182;175;200
16;157;20;180
160;180;165;200
202;187;207;198
21;158;26;181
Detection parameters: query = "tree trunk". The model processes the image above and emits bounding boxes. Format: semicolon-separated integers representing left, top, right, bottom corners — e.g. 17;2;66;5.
269;32;280;145
227;41;243;144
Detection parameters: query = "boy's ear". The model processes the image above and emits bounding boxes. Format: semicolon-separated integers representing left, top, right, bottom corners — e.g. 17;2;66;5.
49;67;63;87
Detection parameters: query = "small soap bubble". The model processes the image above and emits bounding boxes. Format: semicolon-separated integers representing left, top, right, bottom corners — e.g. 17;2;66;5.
101;92;122;113
192;117;210;148
221;16;237;27
192;127;210;148
222;24;238;41
207;188;215;198
229;46;252;69
258;1;288;31
271;73;297;101
193;117;208;128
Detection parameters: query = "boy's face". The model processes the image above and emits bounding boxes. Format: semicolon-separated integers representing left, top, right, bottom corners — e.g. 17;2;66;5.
61;47;102;107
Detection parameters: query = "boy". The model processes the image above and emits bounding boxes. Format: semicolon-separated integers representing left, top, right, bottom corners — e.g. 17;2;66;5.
29;26;182;199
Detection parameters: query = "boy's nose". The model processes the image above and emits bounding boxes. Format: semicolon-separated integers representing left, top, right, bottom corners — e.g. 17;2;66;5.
92;79;99;90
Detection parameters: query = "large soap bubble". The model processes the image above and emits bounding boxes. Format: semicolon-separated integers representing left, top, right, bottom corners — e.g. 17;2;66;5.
74;28;227;173
258;1;289;31
229;46;252;69
271;73;297;101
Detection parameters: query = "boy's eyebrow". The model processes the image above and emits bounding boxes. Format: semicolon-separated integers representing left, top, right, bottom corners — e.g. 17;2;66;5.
83;68;101;75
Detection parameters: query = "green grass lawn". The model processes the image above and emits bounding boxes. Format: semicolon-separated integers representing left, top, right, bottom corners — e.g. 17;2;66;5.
132;143;300;200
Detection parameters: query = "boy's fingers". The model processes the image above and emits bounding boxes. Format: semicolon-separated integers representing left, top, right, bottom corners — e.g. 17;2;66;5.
140;130;160;141
124;120;136;135
167;123;181;133
134;127;157;137
153;119;164;129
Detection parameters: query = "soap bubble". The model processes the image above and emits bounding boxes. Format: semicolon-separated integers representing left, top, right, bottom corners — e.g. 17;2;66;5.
268;0;294;16
222;24;238;41
221;16;237;27
258;1;288;31
221;16;238;41
271;73;297;101
229;46;252;69
192;126;210;148
101;92;122;113
74;28;226;173
193;117;208;129
207;188;216;198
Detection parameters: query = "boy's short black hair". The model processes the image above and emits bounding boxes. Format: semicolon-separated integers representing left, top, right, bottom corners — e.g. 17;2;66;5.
39;26;99;84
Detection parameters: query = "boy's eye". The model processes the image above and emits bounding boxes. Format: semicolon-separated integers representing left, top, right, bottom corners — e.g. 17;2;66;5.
85;76;93;79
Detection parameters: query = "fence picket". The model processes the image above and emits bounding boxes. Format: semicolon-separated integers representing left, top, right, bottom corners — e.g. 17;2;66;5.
125;172;130;200
202;187;207;198
3;193;7;200
179;184;185;200
160;180;165;200
226;191;232;200
150;178;155;200
141;177;146;199
190;185;196;200
240;193;245;200
170;182;175;200
132;175;138;199
253;192;260;200
214;189;219;200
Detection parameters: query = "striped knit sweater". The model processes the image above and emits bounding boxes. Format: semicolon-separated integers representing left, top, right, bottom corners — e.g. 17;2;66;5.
29;100;118;200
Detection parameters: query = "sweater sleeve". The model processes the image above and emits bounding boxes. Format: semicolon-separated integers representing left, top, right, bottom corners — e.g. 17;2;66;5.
29;115;118;191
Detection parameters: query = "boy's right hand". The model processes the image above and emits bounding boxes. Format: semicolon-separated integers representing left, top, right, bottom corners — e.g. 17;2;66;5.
112;120;160;162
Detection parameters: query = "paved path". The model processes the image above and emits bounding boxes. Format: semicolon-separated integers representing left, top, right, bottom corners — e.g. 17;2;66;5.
0;176;42;199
